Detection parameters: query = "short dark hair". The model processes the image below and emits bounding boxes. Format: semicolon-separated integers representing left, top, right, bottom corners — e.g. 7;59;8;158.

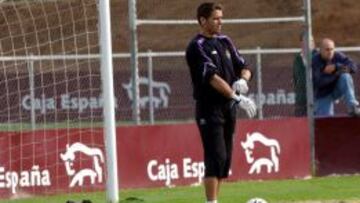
197;2;223;25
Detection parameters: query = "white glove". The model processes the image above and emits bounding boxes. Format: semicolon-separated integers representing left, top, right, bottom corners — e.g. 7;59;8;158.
231;92;257;118
232;78;249;94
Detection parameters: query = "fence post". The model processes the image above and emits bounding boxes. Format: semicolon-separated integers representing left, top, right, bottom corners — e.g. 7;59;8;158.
27;54;36;130
304;0;316;175
129;0;141;124
147;50;154;124
256;46;263;119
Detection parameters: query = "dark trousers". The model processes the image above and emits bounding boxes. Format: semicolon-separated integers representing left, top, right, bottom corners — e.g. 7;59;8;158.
196;102;236;178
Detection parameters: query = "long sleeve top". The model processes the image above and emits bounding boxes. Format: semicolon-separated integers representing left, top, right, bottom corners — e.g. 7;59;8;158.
312;51;357;98
185;34;249;105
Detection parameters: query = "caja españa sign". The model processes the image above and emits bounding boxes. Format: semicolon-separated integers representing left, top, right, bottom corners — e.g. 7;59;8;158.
0;165;51;194
0;118;310;198
116;118;311;187
146;157;205;187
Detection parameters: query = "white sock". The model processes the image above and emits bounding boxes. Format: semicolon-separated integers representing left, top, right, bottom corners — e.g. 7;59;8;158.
206;200;217;203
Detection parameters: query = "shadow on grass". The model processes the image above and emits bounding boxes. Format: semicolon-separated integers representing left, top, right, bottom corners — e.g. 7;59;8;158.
119;197;145;203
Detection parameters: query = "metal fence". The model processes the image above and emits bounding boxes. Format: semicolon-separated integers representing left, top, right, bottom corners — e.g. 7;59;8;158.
128;0;312;124
2;45;359;127
114;47;360;124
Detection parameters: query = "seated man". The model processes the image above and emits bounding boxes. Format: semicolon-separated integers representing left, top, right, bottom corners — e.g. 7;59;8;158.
312;38;360;117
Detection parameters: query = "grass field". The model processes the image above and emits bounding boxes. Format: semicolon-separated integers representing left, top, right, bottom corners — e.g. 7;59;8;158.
1;175;360;203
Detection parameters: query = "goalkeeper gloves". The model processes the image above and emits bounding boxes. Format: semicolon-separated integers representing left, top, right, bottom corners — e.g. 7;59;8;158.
231;92;257;118
232;78;249;94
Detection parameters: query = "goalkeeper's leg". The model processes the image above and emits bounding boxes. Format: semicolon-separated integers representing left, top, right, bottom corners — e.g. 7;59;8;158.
197;121;225;202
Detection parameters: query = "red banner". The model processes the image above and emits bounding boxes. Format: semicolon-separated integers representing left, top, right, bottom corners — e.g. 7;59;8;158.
116;118;311;188
315;117;360;176
0;118;311;198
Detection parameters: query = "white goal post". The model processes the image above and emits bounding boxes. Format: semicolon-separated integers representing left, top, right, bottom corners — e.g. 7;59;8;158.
99;0;119;202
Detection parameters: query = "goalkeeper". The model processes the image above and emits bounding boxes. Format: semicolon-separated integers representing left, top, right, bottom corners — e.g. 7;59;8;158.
185;2;256;203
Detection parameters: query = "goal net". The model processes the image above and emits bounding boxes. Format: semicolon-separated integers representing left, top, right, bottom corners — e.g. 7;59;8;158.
0;0;114;200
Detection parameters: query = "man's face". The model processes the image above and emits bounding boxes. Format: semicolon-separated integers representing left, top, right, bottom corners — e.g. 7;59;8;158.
320;40;335;61
301;36;315;51
201;9;223;36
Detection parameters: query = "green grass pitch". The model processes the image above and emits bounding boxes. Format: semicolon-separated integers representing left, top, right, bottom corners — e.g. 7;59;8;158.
1;175;359;203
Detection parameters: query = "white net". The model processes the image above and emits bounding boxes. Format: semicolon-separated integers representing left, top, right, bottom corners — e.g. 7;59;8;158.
0;0;108;199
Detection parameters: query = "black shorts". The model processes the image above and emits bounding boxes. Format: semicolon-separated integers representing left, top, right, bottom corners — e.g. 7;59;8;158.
195;102;236;178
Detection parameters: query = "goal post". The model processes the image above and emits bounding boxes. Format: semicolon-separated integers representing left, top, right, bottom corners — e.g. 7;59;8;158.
99;0;119;202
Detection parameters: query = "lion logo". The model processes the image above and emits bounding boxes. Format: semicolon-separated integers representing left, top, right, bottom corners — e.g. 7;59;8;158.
241;132;281;174
60;142;104;187
122;77;171;109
